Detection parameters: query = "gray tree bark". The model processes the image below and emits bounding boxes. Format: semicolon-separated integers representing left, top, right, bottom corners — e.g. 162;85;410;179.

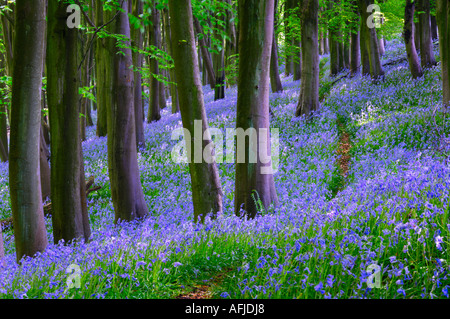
417;0;437;68
296;0;319;117
404;0;423;79
10;0;48;262
109;0;149;223
235;0;279;218
168;0;223;222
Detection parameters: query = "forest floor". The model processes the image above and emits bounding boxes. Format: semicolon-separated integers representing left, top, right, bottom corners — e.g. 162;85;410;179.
0;38;450;299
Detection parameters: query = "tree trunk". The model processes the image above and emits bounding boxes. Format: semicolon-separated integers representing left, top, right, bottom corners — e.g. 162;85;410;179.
414;20;420;50
109;0;149;223
350;9;360;76
10;0;48;262
95;2;112;137
39;126;51;201
168;0;223;222
47;0;91;244
270;29;283;92
162;8;180;113
404;0;423;79
359;0;384;80
417;0;437;68
330;34;340;75
296;0;319;117
132;0;145;148
360;12;370;76
294;40;302;81
193;16;216;89
430;15;438;40
147;1;162;123
437;0;450;107
235;0;279;219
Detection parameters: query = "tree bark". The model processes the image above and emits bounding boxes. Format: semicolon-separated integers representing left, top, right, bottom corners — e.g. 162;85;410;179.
359;0;384;80
430;14;438;40
193;16;216;89
404;0;423;79
168;0;223;222
94;1;112;137
147;0;162;123
109;0;149;223
417;0;437;68
437;0;450;107
10;0;48;262
162;8;180;113
350;9;360;76
235;0;279;219
47;0;91;244
296;0;319;117
132;0;145;148
270;29;283;92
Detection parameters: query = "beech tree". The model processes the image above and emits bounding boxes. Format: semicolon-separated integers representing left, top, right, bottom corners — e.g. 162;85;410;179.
132;0;146;148
168;0;223;222
359;0;384;80
147;0;162;123
235;0;279;218
416;0;437;68
109;0;149;223
47;0;91;244
9;0;48;261
296;0;319;117
437;0;450;107
404;0;423;79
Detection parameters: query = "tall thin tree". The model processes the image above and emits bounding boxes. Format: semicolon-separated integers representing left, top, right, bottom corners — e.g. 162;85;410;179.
296;0;319;117
10;0;48;261
168;0;223;222
235;0;279;218
109;0;149;223
47;0;91;244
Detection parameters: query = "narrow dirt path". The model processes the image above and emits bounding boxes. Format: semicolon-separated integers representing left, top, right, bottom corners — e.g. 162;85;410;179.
175;268;232;299
337;125;351;180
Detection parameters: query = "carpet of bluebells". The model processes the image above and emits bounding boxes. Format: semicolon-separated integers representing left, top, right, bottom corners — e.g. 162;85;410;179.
0;38;449;299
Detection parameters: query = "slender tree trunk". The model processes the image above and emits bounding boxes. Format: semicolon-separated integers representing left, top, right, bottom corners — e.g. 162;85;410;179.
168;0;223;222
193;16;216;89
350;7;360;76
430;15;438;40
330;34;340;75
162;8;179;113
417;0;437;68
360;12;370;76
235;0;279;219
47;0;91;244
285;0;295;76
95;2;111;137
213;5;226;101
324;30;329;54
319;30;324;55
415;20;421;50
10;0;48;262
109;0;149;223
404;0;423;79
132;0;145;148
147;1;162;123
437;0;450;107
296;0;319;117
270;29;283;92
39;126;51;201
359;0;384;80
294;40;302;81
